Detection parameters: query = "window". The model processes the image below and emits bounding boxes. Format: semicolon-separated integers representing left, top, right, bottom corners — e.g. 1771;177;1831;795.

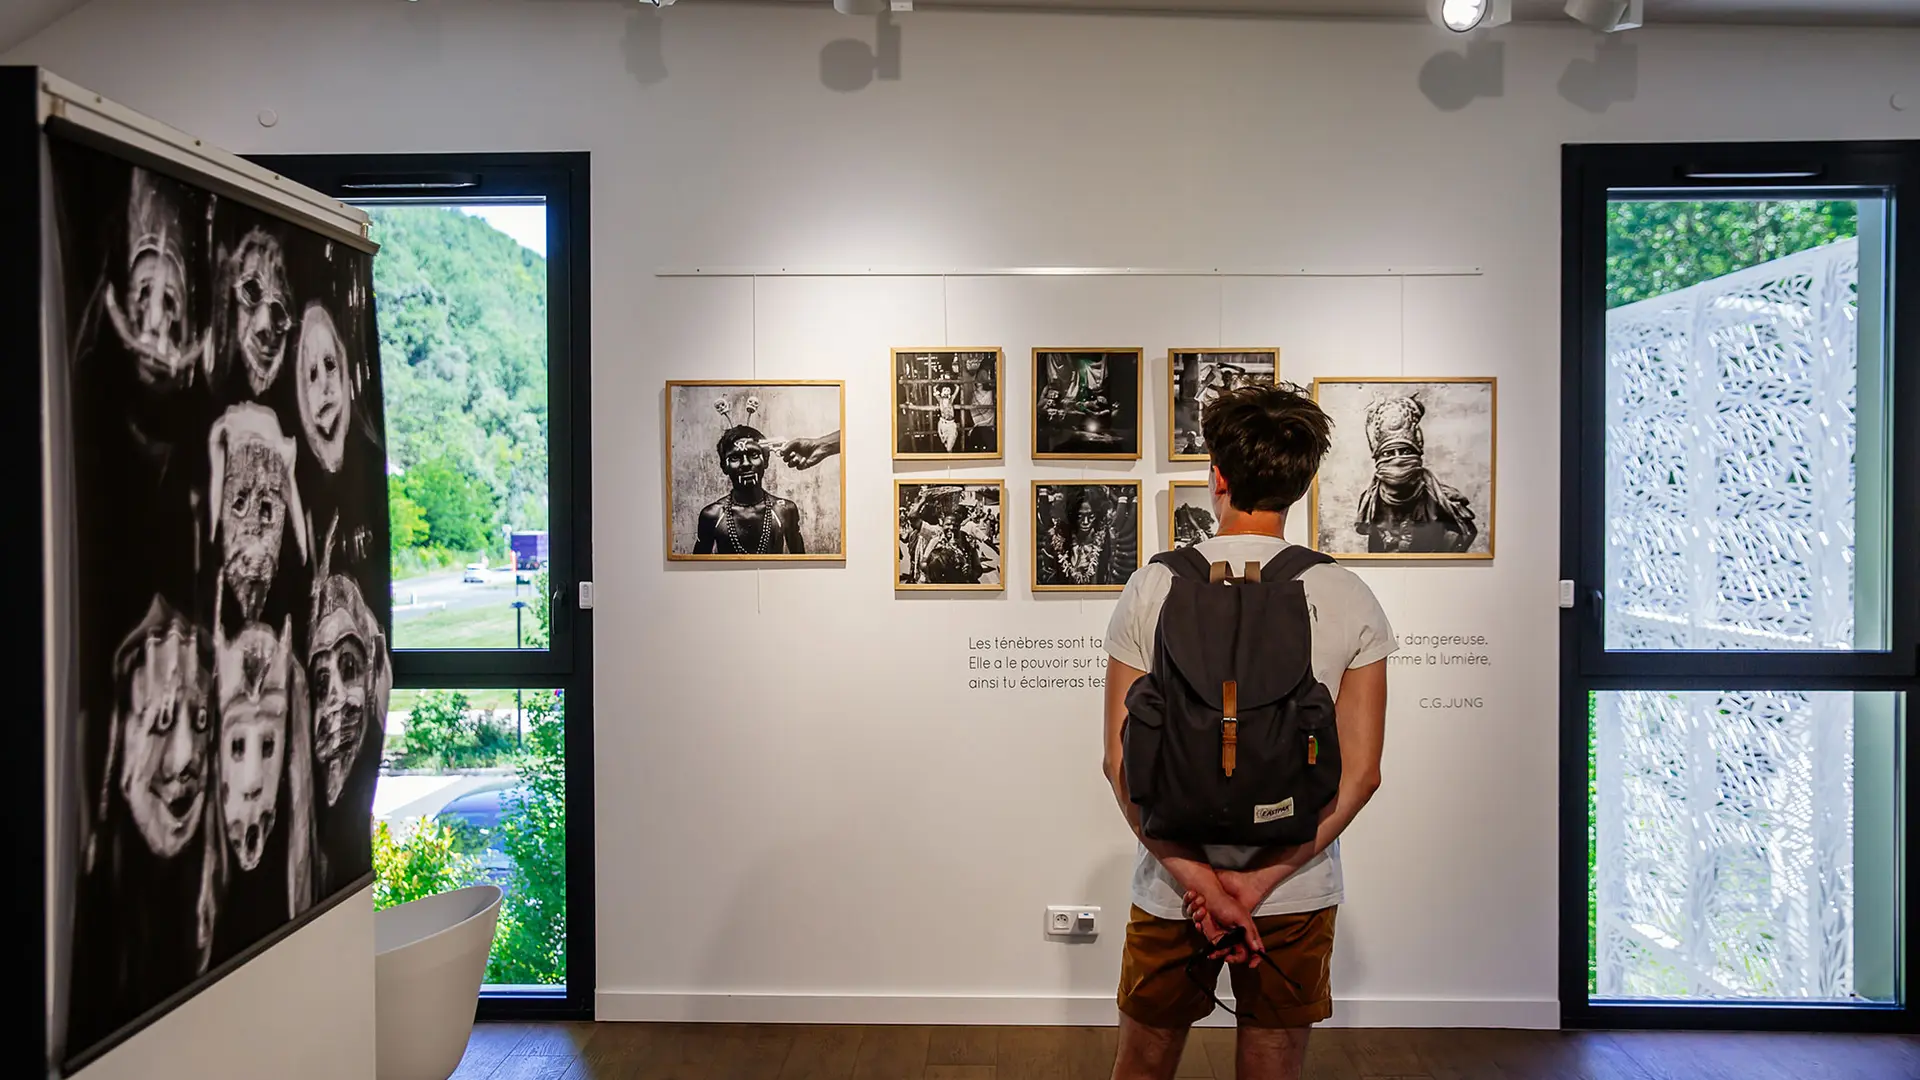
1562;141;1917;1031
251;153;593;1019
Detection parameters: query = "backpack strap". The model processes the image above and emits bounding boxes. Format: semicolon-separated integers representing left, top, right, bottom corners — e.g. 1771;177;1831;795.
1262;545;1336;582
1150;547;1214;583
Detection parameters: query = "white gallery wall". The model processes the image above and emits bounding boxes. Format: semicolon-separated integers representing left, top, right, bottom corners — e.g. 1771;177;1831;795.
13;0;1920;1039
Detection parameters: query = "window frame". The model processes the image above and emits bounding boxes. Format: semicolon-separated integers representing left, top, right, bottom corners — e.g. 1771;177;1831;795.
250;151;595;1021
1560;139;1919;1032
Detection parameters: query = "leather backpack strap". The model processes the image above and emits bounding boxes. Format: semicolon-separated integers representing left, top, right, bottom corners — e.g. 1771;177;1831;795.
1151;547;1213;583
1262;545;1336;582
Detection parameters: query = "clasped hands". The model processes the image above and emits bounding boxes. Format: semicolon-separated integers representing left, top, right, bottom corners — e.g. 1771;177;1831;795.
1183;870;1273;969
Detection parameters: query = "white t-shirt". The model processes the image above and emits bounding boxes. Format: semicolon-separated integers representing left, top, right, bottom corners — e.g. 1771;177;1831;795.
1105;534;1397;919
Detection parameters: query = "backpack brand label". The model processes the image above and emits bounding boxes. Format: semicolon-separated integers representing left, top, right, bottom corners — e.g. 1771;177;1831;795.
1253;798;1295;824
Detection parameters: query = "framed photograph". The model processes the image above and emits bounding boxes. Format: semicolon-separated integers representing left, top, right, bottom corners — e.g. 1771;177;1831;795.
1033;348;1143;460
1168;348;1280;460
895;481;1006;590
665;380;846;561
892;348;1002;459
1032;480;1143;591
1168;480;1218;551
1310;377;1496;560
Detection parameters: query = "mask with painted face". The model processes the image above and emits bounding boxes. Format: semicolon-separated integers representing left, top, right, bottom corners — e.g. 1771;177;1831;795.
112;597;213;859
224;230;292;395
309;573;388;807
215;619;293;871
210;404;307;622
294;302;350;473
106;170;206;390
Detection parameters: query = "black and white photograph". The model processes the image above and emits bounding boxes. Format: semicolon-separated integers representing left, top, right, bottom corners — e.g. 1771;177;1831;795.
1169;348;1279;460
1033;348;1143;460
51;131;391;1068
666;380;846;560
1168;480;1218;551
895;482;1006;590
1032;481;1142;591
893;348;1001;459
1311;377;1496;560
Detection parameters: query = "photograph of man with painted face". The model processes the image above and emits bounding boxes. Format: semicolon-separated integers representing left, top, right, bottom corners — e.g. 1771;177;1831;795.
1033;481;1141;590
667;381;845;560
1033;349;1142;459
51;133;392;1068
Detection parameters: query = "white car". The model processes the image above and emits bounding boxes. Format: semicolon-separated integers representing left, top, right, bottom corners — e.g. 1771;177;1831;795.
462;563;487;583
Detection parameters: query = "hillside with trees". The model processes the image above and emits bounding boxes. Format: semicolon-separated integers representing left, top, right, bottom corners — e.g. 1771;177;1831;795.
371;207;548;574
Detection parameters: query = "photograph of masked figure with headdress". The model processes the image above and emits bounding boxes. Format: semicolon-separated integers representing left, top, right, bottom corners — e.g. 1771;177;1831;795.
666;381;846;560
1310;378;1495;559
51;132;391;1070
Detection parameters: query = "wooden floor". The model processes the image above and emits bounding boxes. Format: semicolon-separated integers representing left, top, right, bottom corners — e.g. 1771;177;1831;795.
451;1022;1920;1080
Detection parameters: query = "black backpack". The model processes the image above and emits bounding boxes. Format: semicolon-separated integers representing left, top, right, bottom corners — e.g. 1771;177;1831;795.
1123;545;1340;848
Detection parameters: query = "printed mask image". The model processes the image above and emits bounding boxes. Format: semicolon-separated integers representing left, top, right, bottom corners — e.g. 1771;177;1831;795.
214;619;293;871
210;404;306;621
309;571;388;806
222;229;292;395
294;301;350;472
106;170;206;390
112;596;213;859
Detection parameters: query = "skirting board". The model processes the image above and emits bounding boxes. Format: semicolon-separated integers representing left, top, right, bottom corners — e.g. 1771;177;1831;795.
595;992;1560;1030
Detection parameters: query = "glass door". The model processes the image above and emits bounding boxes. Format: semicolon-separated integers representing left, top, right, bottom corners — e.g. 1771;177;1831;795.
1561;143;1916;1030
251;153;593;1018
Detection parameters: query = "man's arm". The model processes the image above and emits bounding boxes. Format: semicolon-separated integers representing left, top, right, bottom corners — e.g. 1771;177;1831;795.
693;505;719;555
779;502;806;554
1219;659;1388;908
1104;657;1265;963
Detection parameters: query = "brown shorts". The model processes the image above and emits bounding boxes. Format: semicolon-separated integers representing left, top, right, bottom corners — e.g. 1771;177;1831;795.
1116;904;1336;1030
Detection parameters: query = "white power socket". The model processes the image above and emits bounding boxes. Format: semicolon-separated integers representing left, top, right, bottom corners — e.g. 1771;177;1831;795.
1046;905;1100;938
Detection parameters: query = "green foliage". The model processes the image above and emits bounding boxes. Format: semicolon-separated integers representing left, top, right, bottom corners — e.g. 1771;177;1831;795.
524;569;552;650
1606;200;1858;309
401;456;498;555
370;206;549;561
487;691;567;985
387;689;518;771
372;818;482;911
389;490;428;553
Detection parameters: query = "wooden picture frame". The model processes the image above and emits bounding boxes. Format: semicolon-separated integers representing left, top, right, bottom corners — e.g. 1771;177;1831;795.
894;480;1008;591
1167;479;1216;552
891;347;1004;460
664;379;847;561
1167;348;1281;461
1308;376;1497;561
1031;479;1144;592
1032;348;1144;461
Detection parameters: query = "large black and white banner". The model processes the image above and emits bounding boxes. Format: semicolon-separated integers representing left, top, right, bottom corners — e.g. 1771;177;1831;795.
51;132;390;1065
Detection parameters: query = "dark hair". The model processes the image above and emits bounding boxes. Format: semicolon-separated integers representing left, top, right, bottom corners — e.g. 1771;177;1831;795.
1201;384;1333;513
715;425;766;460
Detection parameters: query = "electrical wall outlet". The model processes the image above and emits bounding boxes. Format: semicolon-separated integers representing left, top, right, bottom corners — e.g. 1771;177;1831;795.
1046;905;1100;938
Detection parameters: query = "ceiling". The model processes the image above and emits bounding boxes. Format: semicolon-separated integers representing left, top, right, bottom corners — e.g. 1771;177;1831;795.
4;0;1917;56
764;0;1920;23
0;0;89;54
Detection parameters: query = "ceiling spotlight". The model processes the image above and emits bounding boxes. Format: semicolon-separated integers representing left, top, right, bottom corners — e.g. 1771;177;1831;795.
1565;0;1644;31
1429;0;1510;33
